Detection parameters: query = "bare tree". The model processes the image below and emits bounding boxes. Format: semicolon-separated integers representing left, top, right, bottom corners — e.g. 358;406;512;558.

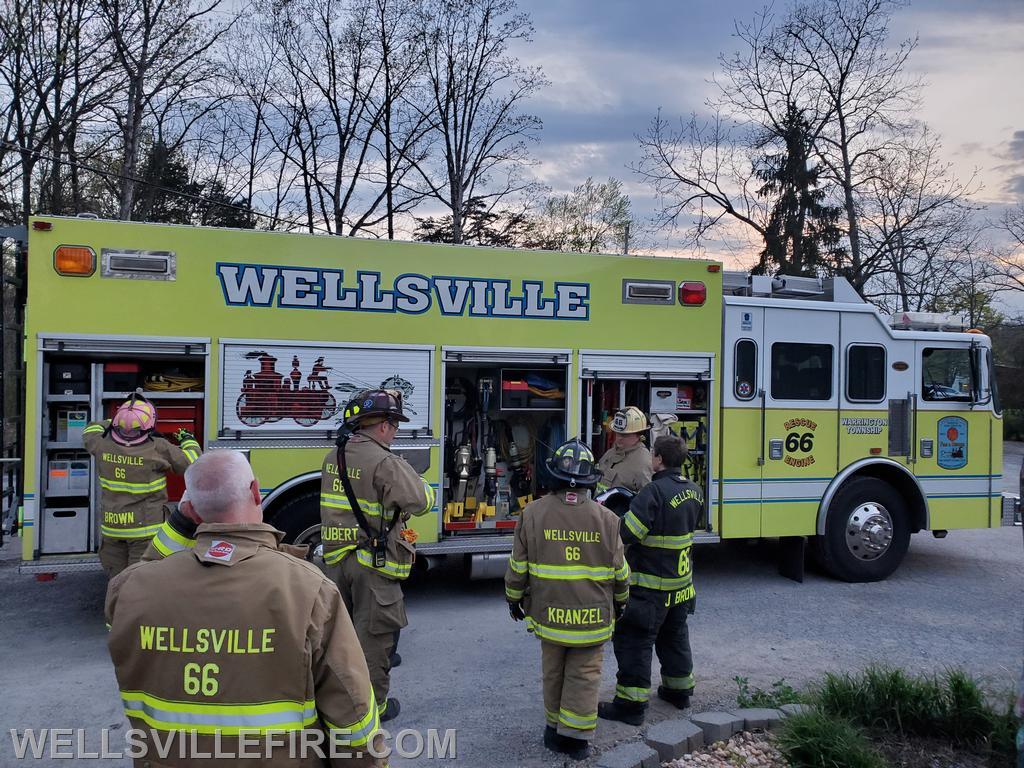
638;0;935;289
782;0;921;289
858;127;982;310
98;0;233;219
532;177;635;254
990;204;1024;293
635;111;768;252
410;0;545;244
0;0;119;223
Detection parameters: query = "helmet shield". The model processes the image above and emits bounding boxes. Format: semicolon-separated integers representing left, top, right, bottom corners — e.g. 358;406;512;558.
342;388;410;429
111;398;157;446
546;438;603;487
610;406;648;434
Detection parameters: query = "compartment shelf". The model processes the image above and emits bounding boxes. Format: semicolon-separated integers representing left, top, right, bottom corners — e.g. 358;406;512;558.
46;441;85;450
47;394;90;403
102;391;204;400
44;490;90;499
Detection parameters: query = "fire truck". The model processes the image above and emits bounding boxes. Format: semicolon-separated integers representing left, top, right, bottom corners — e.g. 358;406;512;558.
6;216;1012;582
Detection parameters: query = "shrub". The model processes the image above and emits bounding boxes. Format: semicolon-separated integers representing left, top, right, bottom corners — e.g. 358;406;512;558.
815;666;1018;761
776;710;888;768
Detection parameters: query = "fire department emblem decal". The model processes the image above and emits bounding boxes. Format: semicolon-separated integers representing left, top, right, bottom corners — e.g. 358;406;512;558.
207;540;235;561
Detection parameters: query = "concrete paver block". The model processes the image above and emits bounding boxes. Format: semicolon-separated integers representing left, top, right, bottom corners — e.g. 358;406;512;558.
644;718;704;761
595;741;661;768
730;707;783;731
690;711;743;744
779;703;812;718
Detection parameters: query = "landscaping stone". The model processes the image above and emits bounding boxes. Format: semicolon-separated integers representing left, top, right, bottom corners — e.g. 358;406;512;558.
778;703;811;718
689;711;743;744
595;741;661;768
644;718;705;761
730;707;784;731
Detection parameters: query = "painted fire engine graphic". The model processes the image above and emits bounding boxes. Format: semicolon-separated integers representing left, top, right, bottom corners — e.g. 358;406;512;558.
235;350;417;428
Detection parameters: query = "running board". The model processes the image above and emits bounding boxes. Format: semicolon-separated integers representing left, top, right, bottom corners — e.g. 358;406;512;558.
19;555;102;575
694;532;720;544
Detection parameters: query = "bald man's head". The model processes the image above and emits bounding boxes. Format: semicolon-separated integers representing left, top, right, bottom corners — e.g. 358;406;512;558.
184;451;262;524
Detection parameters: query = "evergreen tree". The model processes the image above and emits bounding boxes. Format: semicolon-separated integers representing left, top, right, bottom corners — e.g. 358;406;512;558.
753;103;844;277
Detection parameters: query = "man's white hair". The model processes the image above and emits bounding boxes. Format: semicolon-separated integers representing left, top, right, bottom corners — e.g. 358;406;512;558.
184;450;255;521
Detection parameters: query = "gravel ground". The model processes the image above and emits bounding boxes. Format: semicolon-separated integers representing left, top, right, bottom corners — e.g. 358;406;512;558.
0;454;1020;767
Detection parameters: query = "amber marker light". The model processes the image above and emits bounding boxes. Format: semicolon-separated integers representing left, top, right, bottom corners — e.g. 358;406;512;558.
54;245;96;277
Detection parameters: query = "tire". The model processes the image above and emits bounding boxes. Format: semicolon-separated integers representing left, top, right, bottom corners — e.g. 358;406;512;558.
817;477;910;582
267;489;320;544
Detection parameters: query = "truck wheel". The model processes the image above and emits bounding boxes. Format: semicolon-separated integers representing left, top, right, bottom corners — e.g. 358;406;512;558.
268;489;320;544
818;477;909;582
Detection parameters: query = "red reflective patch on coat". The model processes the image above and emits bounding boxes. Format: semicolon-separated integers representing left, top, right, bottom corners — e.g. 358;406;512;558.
207;540;235;561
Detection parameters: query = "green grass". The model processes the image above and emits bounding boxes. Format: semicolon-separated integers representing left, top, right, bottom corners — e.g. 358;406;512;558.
734;675;804;708
814;666;1017;761
776;710;888;768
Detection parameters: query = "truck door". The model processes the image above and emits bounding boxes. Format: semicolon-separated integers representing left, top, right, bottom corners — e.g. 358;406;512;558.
719;305;764;537
915;341;991;530
761;307;839;537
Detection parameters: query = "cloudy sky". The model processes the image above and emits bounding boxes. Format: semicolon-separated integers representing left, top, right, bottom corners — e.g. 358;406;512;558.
512;0;1024;269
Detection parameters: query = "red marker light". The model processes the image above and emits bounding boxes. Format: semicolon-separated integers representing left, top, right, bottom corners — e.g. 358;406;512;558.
32;221;52;231
679;281;706;306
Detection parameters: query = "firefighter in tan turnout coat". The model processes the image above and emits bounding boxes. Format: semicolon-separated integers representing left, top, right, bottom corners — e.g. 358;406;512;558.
105;451;383;767
320;390;435;723
505;438;629;761
84;394;201;577
596;406;652;493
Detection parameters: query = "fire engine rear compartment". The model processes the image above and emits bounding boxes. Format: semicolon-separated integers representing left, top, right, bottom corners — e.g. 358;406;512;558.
437;349;716;544
440;358;569;537
35;342;207;557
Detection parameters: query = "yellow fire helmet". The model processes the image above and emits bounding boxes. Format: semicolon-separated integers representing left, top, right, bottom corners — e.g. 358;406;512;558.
610;405;648;435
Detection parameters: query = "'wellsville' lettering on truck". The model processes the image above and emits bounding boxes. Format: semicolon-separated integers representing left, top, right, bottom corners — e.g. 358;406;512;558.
216;263;590;321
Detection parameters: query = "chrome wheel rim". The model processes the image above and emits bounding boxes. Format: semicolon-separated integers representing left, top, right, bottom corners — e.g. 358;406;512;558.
293;524;327;573
845;502;894;561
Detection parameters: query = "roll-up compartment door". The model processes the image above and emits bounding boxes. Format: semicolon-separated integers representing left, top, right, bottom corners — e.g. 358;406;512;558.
222;341;433;434
443;347;571;366
580;350;711;380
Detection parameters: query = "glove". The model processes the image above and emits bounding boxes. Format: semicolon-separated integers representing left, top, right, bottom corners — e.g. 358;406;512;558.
614;602;626;621
508;601;526;622
173;428;195;443
400;528;419;544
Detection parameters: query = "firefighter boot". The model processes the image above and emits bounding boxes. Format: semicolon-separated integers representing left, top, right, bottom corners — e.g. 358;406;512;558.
543;726;559;752
598;700;645;726
380;698;401;723
657;686;690;709
555;735;591;761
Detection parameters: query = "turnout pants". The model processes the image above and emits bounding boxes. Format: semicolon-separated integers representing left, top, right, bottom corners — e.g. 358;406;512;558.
334;553;408;713
98;537;151;579
612;586;694;709
541;641;604;740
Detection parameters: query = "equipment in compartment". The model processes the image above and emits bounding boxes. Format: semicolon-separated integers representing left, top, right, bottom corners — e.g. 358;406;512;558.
50;361;89;395
55;409;88;442
443;365;567;533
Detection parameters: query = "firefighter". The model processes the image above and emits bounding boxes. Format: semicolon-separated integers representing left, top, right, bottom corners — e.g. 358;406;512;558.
598;435;702;726
597;406;653;493
83;393;201;578
106;451;383;766
505;438;630;761
320;389;435;723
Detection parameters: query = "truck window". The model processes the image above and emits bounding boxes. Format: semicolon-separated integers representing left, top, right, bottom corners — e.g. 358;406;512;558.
734;339;757;400
771;342;833;401
846;344;886;402
988;348;1001;415
921;347;973;402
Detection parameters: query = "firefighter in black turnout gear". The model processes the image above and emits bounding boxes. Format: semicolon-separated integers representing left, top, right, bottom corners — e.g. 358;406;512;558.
599;435;702;726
